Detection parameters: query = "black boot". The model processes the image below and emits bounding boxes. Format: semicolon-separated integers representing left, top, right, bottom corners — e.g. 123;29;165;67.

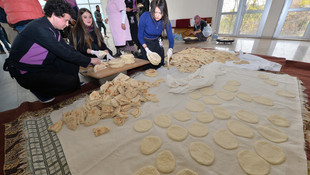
113;47;122;57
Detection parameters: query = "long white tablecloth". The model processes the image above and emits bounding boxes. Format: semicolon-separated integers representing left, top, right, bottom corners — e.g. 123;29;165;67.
50;64;307;175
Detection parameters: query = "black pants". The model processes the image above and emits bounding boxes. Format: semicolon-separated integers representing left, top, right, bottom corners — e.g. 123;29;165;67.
97;22;107;36
14;58;80;98
140;37;164;70
127;14;140;49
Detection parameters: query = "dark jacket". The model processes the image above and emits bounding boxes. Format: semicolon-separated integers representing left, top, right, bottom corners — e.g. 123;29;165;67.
4;16;91;77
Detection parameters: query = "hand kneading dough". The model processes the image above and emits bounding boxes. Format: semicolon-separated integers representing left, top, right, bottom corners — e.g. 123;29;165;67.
189;91;203;99
196;112;214;123
188;123;208;137
276;89;296;98
213;129;238;149
176;168;198;175
134;119;153;132
254;140;286;164
238;150;270;175
257;125;288;143
189;142;215;166
203;96;222;105
140;136;162;155
267;115;290;127
173;111;192;121
216;91;235;101
235;110;259;124
227;120;254;138
154;114;172;128
236;92;252;102
253;96;274;106
134;165;160;175
156;150;176;173
167;125;188;141
186;100;205;112
200;87;216;96
212;106;231;119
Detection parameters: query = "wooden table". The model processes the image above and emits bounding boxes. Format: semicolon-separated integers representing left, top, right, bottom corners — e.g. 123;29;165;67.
79;58;150;79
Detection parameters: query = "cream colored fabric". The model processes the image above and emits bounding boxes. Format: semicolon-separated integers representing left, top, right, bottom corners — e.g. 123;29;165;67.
49;65;307;175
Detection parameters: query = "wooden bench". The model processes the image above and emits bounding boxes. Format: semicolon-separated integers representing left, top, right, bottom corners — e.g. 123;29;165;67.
79;58;149;79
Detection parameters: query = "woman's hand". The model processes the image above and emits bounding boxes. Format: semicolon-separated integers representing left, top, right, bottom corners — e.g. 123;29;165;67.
126;8;132;12
105;18;109;24
121;23;126;30
90;58;101;65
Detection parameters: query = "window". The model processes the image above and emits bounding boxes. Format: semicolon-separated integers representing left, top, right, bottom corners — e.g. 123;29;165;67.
274;0;310;39
215;0;271;37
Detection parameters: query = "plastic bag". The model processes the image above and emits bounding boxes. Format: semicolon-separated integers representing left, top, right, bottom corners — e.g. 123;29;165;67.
202;24;212;37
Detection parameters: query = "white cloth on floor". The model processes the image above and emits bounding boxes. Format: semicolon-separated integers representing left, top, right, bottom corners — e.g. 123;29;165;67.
166;62;226;94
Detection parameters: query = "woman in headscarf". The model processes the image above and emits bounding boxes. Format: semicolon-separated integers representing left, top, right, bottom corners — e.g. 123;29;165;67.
191;15;208;41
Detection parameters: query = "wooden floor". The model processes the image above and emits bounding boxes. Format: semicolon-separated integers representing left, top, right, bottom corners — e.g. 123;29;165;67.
1;35;310;112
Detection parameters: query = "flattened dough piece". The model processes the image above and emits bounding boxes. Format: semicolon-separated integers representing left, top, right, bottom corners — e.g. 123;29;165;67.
253;96;274;106
189;91;203;99
173;110;192;121
226;80;241;86
238;150;270;175
156;150;176;173
267;115;290;127
189;142;215;166
167;125;188;141
212;106;231;119
188;123;208;137
196;112;214;123
227;120;254;138
154;114;172;128
258;74;269;79
257;125;288;143
264;79;278;86
134;165;160;175
200;87;216;96
213;129;238;149
134;119;153;132
236;92;252;102
216;91;235;101
276;89;296;98
186;100;205;112
203;96;222;105
223;84;238;92
235;110;259;124
176;168;198;175
254;140;286;164
140;136;162;155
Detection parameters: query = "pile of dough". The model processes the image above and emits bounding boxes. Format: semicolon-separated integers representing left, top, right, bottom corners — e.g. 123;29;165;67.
108;58;125;68
147;52;161;65
93;62;108;72
120;53;135;64
144;69;158;77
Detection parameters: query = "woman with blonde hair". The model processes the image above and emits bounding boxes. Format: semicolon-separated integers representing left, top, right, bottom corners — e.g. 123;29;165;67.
70;8;113;60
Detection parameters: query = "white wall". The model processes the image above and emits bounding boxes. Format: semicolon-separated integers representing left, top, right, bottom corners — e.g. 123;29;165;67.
167;0;219;25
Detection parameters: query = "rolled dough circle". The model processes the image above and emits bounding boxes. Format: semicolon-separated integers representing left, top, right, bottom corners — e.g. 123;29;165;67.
196;112;214;123
213;129;238;149
173;111;192;121
235;110;259;124
212;106;231;119
189;91;203;99
238;150;270;175
257;125;288;143
186;100;205;112
134;119;153;132
134;165;160;175
176;168;198;175
140;136;162;155
156;150;176;173
188;123;208;137
189;142;215;166
267;115;290;127
254;140;286;164
227;120;254;138
167;125;188;141
216;91;235;101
